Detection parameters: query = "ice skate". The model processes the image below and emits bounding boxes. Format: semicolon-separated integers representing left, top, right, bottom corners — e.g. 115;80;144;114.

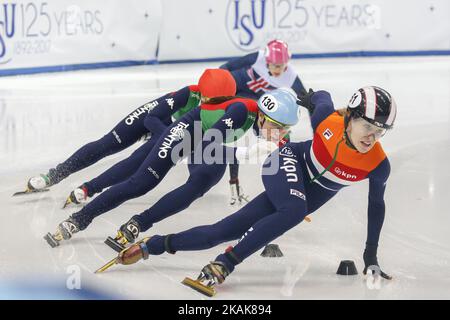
63;185;89;209
13;174;51;196
182;261;230;297
105;218;141;252
44;217;80;248
229;179;249;205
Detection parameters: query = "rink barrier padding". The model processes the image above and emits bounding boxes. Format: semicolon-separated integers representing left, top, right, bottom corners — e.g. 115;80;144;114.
0;60;157;77
1;50;449;77
158;50;450;64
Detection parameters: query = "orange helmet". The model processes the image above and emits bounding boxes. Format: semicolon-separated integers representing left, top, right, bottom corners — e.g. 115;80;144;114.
198;69;236;98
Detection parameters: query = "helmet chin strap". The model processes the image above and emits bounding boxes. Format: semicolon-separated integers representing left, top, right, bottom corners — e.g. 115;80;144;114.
344;128;357;150
343;114;358;151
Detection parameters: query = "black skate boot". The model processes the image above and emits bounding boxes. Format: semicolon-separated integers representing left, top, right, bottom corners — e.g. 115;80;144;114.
63;184;89;209
44;217;81;248
105;218;141;252
182;261;230;297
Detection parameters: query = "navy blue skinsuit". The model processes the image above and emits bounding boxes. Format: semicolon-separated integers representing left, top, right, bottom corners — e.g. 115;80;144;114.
70;99;257;230
220;51;305;182
143;91;390;275
47;87;194;186
79;86;199;197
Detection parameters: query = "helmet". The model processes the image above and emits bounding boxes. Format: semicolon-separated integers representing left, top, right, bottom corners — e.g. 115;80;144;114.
265;39;291;65
346;86;397;129
258;88;300;126
198;69;237;98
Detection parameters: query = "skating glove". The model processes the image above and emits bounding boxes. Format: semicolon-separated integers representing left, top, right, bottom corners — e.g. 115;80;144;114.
363;245;392;280
297;88;316;114
117;241;149;265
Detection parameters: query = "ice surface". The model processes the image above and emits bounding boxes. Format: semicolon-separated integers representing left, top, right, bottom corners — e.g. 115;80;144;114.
0;56;449;299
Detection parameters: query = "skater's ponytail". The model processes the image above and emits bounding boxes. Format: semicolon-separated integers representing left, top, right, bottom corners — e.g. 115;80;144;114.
336;108;348;117
203;96;237;105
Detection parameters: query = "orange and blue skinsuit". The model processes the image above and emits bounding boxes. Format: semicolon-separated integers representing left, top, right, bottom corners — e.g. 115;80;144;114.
143;90;390;275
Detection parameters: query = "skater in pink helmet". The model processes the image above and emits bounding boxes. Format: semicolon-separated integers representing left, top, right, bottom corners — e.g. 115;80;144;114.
221;39;306;206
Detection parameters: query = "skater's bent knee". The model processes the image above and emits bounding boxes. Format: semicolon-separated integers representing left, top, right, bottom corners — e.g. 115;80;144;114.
278;205;308;224
125;175;155;196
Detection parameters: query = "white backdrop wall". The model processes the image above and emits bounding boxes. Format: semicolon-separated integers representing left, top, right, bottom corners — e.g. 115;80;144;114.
0;0;162;75
0;0;449;75
158;0;450;61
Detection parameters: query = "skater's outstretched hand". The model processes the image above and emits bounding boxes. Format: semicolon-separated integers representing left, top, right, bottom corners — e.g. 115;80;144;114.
362;246;392;280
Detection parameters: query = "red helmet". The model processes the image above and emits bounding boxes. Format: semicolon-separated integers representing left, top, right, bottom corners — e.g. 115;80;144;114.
198;69;237;98
265;40;291;65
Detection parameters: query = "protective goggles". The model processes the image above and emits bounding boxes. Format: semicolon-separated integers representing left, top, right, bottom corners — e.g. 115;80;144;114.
351;117;387;139
262;113;290;130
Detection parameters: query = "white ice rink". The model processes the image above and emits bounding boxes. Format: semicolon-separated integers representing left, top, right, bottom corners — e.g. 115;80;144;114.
1;56;449;299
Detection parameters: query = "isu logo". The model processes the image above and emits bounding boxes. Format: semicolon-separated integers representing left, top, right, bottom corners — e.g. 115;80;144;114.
334;167;357;180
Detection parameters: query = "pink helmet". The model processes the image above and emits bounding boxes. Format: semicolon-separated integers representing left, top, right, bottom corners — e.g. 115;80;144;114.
265;39;291;65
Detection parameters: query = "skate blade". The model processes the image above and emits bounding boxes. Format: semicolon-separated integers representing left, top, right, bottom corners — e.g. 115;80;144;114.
13;188;49;197
104;236;126;253
44;232;60;248
182;277;216;297
62;196;74;209
94;258;118;274
240;196;250;203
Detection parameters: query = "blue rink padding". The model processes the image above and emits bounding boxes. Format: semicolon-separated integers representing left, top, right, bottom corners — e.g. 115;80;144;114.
1;50;449;77
160;50;450;64
0;59;157;77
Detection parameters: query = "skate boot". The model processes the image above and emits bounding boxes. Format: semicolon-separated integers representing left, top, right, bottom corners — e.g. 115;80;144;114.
105;218;141;252
44;217;81;248
182;261;230;297
13;174;52;196
95;237;150;273
229;179;249;205
63;185;89;209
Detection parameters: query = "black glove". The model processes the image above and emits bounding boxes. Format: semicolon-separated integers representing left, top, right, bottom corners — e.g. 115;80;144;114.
363;245;392;280
296;88;315;114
